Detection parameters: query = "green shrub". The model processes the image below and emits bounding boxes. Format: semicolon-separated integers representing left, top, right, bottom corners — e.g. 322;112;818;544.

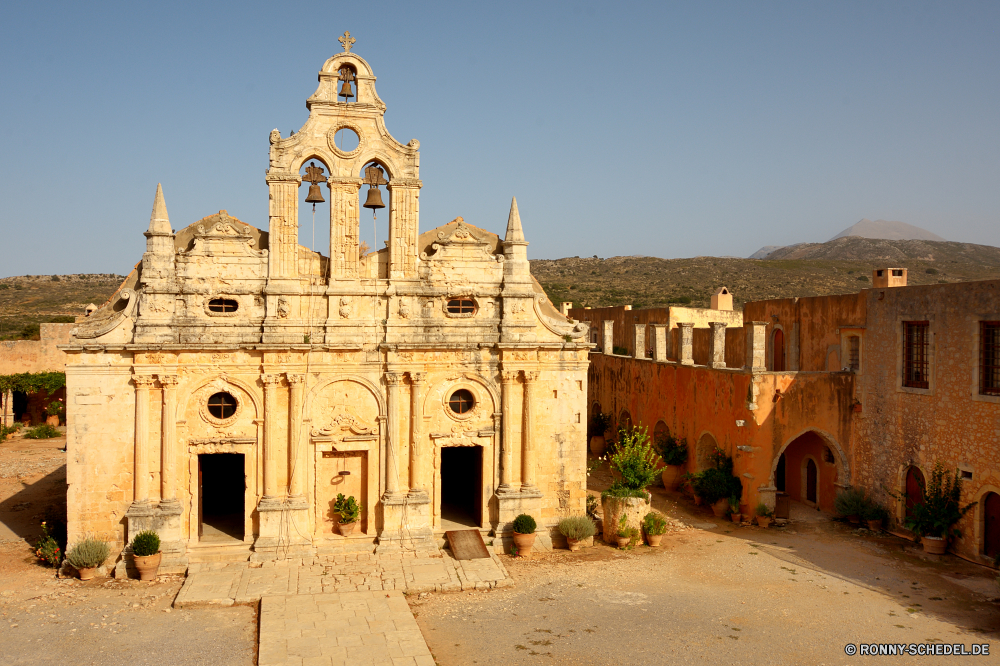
66;537;110;569
131;530;160;557
834;487;869;517
690;449;742;504
45;400;65;417
589;412;613;437
862;502;889;522
856;275;868;282
612;345;628;355
902;462;976;539
728;494;741;511
24;423;60;439
925;268;938;275
1;422;22;441
657;433;688;466
642;511;667;536
512;513;536;534
616;513;629;538
755;502;773;518
608;426;661;493
333;494;361;523
34;520;63;566
558;515;596;540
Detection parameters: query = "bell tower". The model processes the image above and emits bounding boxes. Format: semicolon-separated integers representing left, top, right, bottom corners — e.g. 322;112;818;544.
263;33;422;344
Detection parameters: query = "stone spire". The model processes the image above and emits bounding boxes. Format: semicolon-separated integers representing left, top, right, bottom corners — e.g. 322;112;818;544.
147;183;171;235
504;197;526;244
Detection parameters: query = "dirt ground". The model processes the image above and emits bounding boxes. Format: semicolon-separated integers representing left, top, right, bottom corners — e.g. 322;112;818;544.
412;465;1000;665
0;430;255;666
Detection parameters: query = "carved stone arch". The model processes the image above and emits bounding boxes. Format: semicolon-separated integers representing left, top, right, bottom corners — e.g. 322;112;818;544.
695;431;719;471
894;461;931;523
769;427;851;488
303;374;386;419
320;52;376;78
179;374;262;423
423;372;500;419
358;152;402;182
290;150;337;177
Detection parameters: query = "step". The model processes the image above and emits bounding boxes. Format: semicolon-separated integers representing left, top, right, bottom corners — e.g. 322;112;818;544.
187;541;253;565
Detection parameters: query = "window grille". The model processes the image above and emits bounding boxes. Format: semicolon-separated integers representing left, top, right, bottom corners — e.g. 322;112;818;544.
446;298;476;315
981;321;1000;396
448;389;475;414
847;336;860;372
207;392;237;419
902;321;929;389
208;298;239;313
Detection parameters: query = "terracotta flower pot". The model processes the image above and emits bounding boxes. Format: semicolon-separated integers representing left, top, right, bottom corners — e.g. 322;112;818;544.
660;465;683;491
45;415;60;427
730;512;742;523
77;566;96;581
566;538;581;552
867;519;883;532
589;435;606;456
336;520;359;536
512;531;536;558
711;499;730;517
616;536;630;549
847;515;861;525
756;516;772;529
133;552;161;581
646;533;662;547
692;494;703;506
922;536;947;555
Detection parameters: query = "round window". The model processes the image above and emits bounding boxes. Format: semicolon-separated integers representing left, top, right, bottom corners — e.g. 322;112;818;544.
448;389;475;415
207;392;238;419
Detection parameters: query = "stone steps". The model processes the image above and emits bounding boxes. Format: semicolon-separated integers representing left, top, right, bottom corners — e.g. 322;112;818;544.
186;541;253;566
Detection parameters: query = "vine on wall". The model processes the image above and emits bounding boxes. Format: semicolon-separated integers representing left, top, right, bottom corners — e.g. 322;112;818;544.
0;372;67;395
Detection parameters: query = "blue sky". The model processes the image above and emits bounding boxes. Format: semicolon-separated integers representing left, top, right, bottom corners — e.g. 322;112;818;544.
1;1;998;277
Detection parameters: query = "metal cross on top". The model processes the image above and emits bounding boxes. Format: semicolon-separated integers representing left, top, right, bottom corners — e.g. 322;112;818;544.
303;162;326;186
338;31;356;52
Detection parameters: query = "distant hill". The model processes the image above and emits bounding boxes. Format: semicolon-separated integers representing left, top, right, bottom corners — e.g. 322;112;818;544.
761;237;1000;264
830;218;945;242
748;245;786;260
0;274;125;340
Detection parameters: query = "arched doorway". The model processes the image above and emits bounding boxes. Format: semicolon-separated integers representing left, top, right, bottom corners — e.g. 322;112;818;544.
696;433;718;471
804;458;818;504
773;329;785;372
773;431;840;512
618;410;633;434
983;492;1000;559
905;466;925;521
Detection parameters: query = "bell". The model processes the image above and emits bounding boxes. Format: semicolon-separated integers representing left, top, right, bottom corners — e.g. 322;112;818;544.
338;80;354;99
305;183;325;204
363;185;385;210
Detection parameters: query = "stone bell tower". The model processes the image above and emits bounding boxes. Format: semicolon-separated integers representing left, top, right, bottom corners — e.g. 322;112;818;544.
263;32;422;344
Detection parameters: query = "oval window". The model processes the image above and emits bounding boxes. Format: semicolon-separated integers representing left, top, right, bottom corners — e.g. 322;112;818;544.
208;298;239;313
207;392;238;419
448;389;475;415
446;298;476;315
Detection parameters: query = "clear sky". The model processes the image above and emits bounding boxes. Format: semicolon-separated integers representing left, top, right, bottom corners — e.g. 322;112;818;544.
1;1;998;278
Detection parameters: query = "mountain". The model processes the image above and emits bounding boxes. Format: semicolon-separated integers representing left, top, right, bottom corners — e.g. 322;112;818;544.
829;218;945;242
760;237;1000;264
748;245;786;259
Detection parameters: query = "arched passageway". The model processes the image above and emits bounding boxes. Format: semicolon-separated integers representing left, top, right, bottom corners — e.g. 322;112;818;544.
904;466;925;521
774;431;840;513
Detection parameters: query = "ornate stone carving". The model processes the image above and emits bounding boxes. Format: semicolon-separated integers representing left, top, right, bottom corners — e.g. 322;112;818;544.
398;299;411;319
339;296;351;319
311;404;375;437
385;373;405;385
276;296;290;319
133;375;156;388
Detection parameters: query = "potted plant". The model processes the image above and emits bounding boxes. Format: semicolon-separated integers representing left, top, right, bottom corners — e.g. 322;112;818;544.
834;487;868;524
589;412;613;455
558;515;596;551
755;502;773;528
615;513;631;549
65;536;110;580
642;511;667;546
657;433;688;490
44;400;64;427
131;530;161;581
728;495;742;523
691;448;743;518
512;513;537;558
600;426;660;544
863;502;889;532
901;462;976;555
332;493;362;536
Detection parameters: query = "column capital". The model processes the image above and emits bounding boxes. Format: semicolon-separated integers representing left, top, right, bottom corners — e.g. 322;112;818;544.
157;374;178;387
523;371;539;383
708;321;728;331
501;370;520;383
133;375;156;388
385;372;405;385
677;322;694;331
409;371;426;384
287;373;305;385
261;374;281;388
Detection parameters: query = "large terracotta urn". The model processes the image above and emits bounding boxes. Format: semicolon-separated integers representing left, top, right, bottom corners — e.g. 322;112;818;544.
660;465;684;490
589;435;606;456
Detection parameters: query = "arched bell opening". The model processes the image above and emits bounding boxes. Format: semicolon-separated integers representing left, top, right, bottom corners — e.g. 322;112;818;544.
298;159;332;261
357;161;391;258
336;64;358;104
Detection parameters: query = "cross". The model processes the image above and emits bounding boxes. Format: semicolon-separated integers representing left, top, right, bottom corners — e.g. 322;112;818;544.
338;31;356;52
303;162;326;186
363;164;387;186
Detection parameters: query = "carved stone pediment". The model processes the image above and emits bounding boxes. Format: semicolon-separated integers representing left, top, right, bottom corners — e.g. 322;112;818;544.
311;404;376;438
420;218;497;263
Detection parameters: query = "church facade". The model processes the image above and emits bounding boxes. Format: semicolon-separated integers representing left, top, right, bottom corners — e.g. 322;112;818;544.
63;41;590;571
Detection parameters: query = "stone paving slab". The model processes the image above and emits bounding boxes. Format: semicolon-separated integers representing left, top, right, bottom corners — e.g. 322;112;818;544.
258;590;435;666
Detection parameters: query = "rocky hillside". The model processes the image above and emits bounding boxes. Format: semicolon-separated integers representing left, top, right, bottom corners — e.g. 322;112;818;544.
0;274;125;340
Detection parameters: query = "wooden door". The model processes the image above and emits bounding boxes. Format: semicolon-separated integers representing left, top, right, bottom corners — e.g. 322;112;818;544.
985;492;1000;559
773;330;785;371
805;459;817;503
905;467;924;520
317;451;368;534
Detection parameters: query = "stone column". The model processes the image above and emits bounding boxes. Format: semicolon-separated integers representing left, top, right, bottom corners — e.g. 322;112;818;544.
498;370;519;492
158;375;179;504
634;324;646;359
387;181;421;279
265;174;301;279
744;321;767;371
521;371;538;491
132;375;155;505
2;390;12;427
261;374;281;499
328;178;362;280
384;373;404;498
652;325;668;362
602;321;614;355
709;322;727;369
408;372;427;496
287;374;305;498
678;323;694;366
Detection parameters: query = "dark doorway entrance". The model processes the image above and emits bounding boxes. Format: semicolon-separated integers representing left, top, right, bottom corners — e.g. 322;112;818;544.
805;458;818;504
984;492;1000;559
775;454;786;492
440;446;482;529
198;453;245;542
13;391;27;423
905;466;925;521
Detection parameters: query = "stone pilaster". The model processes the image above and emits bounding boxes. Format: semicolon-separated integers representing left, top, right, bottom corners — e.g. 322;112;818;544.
408;372;427;497
709;322;727;369
261;374;281;500
521;371;538;491
328;178;362;280
265;174;301;279
498;370;519;493
678;323;694;366
384;373;404;499
652;325;668;362
387;182;421;279
634;324;646;360
602;320;614;355
131;375;155;505
2;390;12;427
744;321;767;372
157;375;179;505
287;374;306;498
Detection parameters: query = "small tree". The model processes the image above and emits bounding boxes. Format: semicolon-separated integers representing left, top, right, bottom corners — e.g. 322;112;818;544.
606;426;662;496
903;462;976;539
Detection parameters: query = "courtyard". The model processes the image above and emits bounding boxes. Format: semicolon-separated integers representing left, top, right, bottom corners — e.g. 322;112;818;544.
0;431;997;665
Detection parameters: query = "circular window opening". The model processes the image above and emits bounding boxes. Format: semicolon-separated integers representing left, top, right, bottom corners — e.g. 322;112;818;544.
446;298;476;315
208;298;239;313
448;389;475;415
332;127;360;151
207;392;238;419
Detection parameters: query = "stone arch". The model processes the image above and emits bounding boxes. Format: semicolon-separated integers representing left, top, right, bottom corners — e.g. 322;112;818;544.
303;375;386;420
618;409;633;433
653;420;669;446
179;374;262;423
771;325;786;372
422;372;499;417
695;431;719;471
893;463;929;524
800;454;821;506
974;485;1000;560
591;401;602;417
769;427;851;488
289;149;338;176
